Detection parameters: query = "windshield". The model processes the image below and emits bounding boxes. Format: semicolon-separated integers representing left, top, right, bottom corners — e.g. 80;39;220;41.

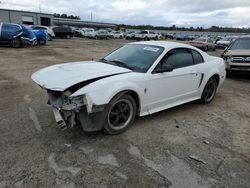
229;38;250;50
102;44;164;72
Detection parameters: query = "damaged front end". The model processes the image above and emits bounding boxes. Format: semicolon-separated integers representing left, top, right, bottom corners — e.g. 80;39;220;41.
47;90;106;132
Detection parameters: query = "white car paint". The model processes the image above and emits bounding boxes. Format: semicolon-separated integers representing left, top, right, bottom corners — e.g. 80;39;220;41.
135;30;159;40
111;32;124;39
32;41;226;131
32;61;131;91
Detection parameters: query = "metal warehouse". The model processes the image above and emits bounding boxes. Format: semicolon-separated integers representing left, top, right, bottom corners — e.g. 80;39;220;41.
0;8;117;29
0;8;53;26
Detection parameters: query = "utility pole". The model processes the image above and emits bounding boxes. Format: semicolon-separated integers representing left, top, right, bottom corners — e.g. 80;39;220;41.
91;12;93;22
39;4;41;13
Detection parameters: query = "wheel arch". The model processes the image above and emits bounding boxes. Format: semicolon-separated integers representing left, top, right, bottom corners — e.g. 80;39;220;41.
110;90;141;115
211;74;220;86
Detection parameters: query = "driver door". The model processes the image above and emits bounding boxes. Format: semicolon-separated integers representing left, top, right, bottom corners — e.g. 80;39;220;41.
146;48;202;113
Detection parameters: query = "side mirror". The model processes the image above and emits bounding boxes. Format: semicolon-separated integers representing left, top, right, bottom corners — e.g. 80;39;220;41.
156;64;174;73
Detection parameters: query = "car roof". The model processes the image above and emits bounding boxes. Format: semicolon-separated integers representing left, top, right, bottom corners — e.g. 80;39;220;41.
130;41;197;50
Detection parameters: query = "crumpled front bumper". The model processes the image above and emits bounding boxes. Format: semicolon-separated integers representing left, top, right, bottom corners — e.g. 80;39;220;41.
48;92;106;132
52;107;106;132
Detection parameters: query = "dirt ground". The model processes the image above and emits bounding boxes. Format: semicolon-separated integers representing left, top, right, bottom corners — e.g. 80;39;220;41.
0;38;249;188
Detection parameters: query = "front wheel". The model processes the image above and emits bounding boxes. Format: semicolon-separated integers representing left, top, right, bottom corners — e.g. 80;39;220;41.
103;94;136;135
200;77;218;104
11;38;22;48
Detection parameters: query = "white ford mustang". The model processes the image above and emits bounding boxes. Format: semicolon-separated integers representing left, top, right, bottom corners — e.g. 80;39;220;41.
32;41;226;134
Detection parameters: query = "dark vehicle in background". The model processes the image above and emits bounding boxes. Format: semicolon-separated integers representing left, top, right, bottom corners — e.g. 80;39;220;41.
0;23;37;48
222;35;250;71
175;34;190;41
190;37;216;51
32;30;48;45
164;34;174;40
52;26;73;39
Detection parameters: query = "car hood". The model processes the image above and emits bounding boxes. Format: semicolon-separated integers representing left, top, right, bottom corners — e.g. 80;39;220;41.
225;50;250;56
31;61;131;91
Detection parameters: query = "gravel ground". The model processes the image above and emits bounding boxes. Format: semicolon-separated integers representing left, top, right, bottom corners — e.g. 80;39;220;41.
0;38;249;188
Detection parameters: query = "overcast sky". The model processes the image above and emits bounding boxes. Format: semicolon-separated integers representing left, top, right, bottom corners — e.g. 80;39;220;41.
0;0;250;28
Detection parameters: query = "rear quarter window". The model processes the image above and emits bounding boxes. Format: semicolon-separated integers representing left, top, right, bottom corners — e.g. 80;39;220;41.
192;50;204;64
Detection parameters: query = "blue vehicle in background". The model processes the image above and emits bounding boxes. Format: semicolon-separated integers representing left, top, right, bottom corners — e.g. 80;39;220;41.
32;29;48;45
0;23;37;48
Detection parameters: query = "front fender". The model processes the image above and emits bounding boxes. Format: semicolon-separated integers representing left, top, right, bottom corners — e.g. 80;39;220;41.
72;80;144;106
70;73;147;113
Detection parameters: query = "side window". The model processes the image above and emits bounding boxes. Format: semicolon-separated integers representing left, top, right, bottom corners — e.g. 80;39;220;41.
162;49;194;69
1;24;22;39
192;50;204;64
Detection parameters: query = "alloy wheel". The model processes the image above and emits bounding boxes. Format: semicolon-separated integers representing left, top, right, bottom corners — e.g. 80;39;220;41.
108;99;133;131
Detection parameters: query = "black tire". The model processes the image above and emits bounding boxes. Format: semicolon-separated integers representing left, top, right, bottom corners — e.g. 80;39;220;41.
103;94;136;135
11;37;22;48
41;39;47;45
94;36;98;40
200;77;218;104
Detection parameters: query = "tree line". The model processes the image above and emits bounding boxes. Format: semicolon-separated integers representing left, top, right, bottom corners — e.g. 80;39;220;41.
118;24;250;33
53;13;80;20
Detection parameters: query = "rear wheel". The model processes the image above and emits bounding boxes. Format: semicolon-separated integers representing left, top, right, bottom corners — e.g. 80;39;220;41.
103;94;136;135
200;77;218;104
11;37;22;48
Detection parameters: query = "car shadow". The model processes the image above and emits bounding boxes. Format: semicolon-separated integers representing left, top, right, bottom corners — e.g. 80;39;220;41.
226;71;250;81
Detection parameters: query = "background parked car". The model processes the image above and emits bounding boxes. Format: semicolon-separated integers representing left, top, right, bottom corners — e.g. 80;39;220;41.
89;30;109;39
0;23;37;48
30;25;55;41
125;31;137;40
52;26;73;39
175;34;190;41
190;37;216;51
82;28;95;38
221;35;250;71
134;30;159;41
164;33;174;40
216;36;238;49
73;28;84;37
32;30;48;45
111;31;124;39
